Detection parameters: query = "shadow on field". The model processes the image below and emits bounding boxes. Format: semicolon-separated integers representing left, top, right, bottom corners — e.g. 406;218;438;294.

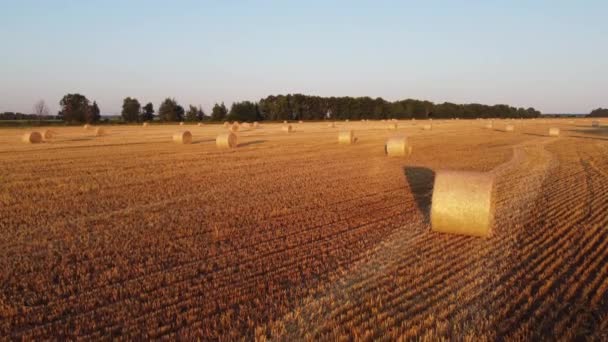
191;139;216;145
566;126;608;137
239;140;266;147
523;132;549;138
403;166;435;220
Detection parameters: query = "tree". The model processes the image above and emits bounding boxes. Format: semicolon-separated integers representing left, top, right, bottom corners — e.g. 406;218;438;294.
589;108;608;117
141;102;155;121
196;106;206;121
227;101;258;122
185;105;198;122
88;101;101;123
158;98;184;122
210;102;228;121
58;93;91;123
121;97;141;122
33;100;49;120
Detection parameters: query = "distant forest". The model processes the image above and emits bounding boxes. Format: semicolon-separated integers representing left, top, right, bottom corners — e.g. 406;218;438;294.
588;108;608;117
7;92;607;123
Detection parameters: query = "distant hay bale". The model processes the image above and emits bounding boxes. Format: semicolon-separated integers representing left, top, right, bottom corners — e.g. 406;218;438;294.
298;120;304;124
431;171;494;237
42;129;53;140
485;122;493;129
197;122;203;127
94;128;105;136
229;124;239;132
345;119;349;122
216;132;237;149
505;125;515;132
22;132;42;144
549;127;560;137
142;122;149;127
172;131;192;144
592;120;600;127
283;120;288;124
179;122;185;126
384;136;412;157
388;123;398;130
83;124;91;130
223;121;230;128
253;121;259;128
328;122;336;128
338;130;356;144
282;125;293;133
423;124;432;130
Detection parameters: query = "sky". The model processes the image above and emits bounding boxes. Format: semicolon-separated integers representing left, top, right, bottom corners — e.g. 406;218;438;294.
0;0;606;115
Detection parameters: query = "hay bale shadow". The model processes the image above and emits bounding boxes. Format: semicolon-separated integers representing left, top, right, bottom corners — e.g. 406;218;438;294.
403;166;435;220
238;140;266;147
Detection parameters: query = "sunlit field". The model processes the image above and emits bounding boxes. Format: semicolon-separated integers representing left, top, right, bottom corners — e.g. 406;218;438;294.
1;118;607;340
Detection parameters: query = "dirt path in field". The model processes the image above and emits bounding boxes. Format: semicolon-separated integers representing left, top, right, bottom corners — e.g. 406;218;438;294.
260;137;558;340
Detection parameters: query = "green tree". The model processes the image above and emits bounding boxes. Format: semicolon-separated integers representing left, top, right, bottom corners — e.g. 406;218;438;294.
210;102;228;121
58;93;91;123
196;106;206;121
185;105;198;122
227;101;258;122
88;101;101;123
141;102;155;121
121;97;141;122
158;98;184;121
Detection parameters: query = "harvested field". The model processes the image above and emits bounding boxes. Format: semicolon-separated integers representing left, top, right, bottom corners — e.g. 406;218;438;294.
1;119;607;340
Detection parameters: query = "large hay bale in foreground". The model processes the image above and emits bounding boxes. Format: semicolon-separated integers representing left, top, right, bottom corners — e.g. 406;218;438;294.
216;132;237;149
385;137;412;157
338;130;355;144
549;127;560;137
431;171;494;237
94;128;105;136
282;125;293;133
173;131;192;144
505;125;515;132
22;132;42;144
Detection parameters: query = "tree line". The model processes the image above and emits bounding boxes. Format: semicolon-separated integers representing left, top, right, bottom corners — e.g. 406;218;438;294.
588;108;608;117
2;93;550;123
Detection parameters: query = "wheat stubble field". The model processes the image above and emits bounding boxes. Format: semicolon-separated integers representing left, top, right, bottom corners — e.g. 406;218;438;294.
1;119;607;340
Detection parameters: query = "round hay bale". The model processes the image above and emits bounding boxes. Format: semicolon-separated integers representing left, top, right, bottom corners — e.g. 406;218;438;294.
253;121;259;128
485;122;493;129
22;132;42;144
384;137;412;157
338;130;355;144
83;124;91;130
431;171;494;237
223;121;230;128
173;131;192;144
388;123;398;130
94;128;105;136
298;120;304;124
179;122;185;126
282;125;293;133
143;122;149;127
423;124;432;131
229;124;239;132
505;125;515;132
283;120;288;124
197;122;203;127
549;127;560;137
592;120;600;127
42;129;53;140
216;132;237;148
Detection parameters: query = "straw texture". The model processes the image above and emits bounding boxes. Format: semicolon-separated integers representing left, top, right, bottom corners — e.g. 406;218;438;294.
216;132;237;149
282;125;293;133
431;171;494;237
22;132;42;144
338;130;355;144
384;137;412;157
173;131;192;144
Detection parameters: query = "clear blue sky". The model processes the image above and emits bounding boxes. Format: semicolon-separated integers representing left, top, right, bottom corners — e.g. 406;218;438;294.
1;0;606;115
